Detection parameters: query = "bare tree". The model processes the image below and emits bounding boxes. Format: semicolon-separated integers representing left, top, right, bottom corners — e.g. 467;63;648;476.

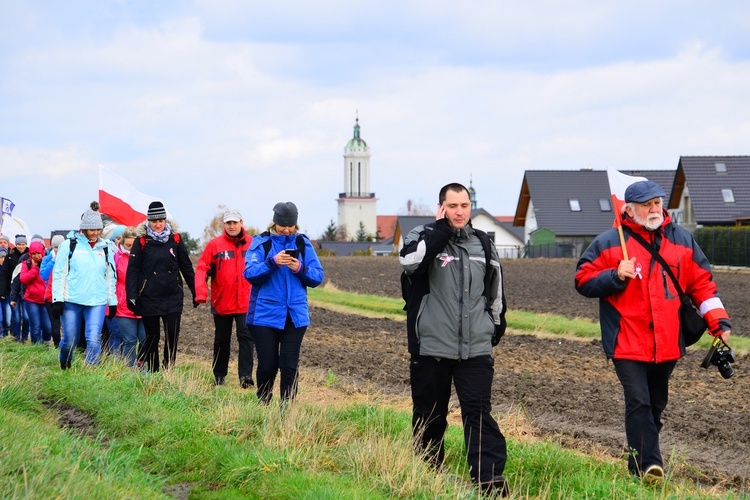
399;199;434;216
202;204;227;244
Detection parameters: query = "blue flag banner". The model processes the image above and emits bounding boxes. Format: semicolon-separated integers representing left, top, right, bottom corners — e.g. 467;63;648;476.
1;197;13;217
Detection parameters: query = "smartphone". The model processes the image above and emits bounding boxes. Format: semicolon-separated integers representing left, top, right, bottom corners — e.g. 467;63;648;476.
284;249;299;258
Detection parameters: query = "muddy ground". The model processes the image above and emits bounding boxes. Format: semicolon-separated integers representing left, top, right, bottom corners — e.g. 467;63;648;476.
178;256;750;491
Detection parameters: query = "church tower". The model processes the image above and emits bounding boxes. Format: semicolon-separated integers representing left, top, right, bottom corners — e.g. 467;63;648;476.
337;117;377;240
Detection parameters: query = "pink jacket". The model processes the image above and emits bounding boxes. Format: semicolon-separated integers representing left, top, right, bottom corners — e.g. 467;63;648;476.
115;247;140;318
20;260;46;304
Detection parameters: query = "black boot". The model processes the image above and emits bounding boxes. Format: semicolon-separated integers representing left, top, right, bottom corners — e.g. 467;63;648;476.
60;360;71;370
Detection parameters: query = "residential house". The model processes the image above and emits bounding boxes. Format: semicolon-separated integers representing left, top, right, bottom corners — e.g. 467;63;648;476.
513;169;675;258
668;156;750;230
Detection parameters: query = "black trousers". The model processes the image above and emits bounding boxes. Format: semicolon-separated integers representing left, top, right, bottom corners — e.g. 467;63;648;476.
45;301;61;347
251;316;306;404
612;358;677;474
410;354;507;485
139;313;181;372
213;313;254;380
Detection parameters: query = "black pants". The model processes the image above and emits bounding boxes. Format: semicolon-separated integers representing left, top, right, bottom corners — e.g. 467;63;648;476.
45;301;61;347
213;313;254;380
138;313;181;372
250;316;306;404
612;358;677;475
410;354;507;485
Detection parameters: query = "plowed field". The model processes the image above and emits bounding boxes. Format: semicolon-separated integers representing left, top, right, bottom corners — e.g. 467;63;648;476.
178;256;750;491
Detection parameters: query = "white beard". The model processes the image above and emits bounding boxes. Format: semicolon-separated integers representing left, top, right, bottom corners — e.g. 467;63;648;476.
633;210;664;231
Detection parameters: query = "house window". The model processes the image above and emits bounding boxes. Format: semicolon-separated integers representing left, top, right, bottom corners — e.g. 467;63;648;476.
569;199;581;212
599;199;611;211
722;189;735;203
715;163;727;173
486;231;496;243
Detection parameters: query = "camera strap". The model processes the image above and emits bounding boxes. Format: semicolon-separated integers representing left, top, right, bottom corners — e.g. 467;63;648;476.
621;226;690;302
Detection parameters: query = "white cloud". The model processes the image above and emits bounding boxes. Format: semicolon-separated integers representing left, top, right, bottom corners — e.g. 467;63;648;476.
2;2;750;241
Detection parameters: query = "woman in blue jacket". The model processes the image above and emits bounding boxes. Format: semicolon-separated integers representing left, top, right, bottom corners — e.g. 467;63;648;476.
52;202;117;369
244;202;324;404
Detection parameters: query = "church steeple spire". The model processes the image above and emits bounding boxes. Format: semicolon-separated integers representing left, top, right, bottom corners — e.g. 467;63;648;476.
469;175;477;209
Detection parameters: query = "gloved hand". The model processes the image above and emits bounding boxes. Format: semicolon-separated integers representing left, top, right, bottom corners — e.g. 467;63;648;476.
492;317;507;346
52;302;64;319
127;299;137;312
107;305;117;319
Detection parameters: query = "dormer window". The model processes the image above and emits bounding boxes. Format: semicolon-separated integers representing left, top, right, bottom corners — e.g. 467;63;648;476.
722;189;735;203
715;162;727;173
599;199;611;211
569;199;581;212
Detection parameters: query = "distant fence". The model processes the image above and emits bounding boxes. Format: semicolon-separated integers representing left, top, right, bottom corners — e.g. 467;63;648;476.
522;228;750;268
523;239;594;260
694;227;750;267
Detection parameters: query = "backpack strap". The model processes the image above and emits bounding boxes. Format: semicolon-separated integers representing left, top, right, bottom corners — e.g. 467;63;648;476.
474;228;496;308
260;231;306;259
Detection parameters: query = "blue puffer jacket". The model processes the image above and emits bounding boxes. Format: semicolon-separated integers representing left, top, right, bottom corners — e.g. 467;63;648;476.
243;232;324;329
52;232;117;307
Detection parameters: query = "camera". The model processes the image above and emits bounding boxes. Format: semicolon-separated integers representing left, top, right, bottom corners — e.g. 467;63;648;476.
700;337;736;379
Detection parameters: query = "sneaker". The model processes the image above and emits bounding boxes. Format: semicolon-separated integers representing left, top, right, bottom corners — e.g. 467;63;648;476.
240;376;254;389
643;464;664;485
214;376;225;386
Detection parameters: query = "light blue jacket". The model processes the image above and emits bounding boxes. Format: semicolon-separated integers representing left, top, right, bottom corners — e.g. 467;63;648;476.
52;232;117;306
243;232;324;329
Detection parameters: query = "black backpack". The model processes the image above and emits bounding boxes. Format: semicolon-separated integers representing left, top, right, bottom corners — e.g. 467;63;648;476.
400;228;495;310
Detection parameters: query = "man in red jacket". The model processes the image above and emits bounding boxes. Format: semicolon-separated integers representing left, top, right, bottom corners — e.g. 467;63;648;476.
195;209;255;387
575;180;732;484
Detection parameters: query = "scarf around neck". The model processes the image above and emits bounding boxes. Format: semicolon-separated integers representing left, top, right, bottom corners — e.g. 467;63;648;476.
147;222;172;243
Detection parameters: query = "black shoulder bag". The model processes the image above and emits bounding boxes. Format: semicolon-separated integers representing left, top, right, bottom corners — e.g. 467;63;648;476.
622;227;707;347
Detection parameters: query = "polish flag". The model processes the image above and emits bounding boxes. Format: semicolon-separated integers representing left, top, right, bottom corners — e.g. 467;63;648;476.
606;166;647;228
98;166;161;226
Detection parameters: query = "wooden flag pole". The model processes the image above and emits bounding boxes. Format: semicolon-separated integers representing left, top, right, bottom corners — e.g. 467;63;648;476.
617;225;629;260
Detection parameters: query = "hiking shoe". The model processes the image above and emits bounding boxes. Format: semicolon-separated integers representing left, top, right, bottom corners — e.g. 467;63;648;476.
214;376;225;386
643;464;664;485
240;376;254;389
480;476;509;497
60;360;71;370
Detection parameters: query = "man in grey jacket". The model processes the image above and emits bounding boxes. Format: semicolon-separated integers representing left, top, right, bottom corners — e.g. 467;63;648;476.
399;182;508;496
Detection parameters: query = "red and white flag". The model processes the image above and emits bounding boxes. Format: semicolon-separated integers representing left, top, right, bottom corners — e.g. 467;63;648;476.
99;166;162;226
606;166;647;228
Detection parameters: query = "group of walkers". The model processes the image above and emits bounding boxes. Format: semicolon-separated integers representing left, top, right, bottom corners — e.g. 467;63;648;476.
0;199;324;406
1;179;734;496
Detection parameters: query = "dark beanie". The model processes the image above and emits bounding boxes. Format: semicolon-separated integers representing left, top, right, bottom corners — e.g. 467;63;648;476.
147;201;167;221
272;202;298;226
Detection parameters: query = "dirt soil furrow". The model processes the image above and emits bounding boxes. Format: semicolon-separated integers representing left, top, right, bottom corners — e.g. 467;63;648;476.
177;256;749;490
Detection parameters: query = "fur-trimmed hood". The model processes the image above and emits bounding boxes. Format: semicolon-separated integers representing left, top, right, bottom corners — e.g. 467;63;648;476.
135;219;180;237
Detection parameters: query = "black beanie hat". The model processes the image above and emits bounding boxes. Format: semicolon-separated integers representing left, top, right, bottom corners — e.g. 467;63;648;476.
272;202;298;227
147;201;167;221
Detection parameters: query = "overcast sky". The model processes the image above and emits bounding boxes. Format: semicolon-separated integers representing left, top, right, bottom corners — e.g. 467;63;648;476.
2;1;749;241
